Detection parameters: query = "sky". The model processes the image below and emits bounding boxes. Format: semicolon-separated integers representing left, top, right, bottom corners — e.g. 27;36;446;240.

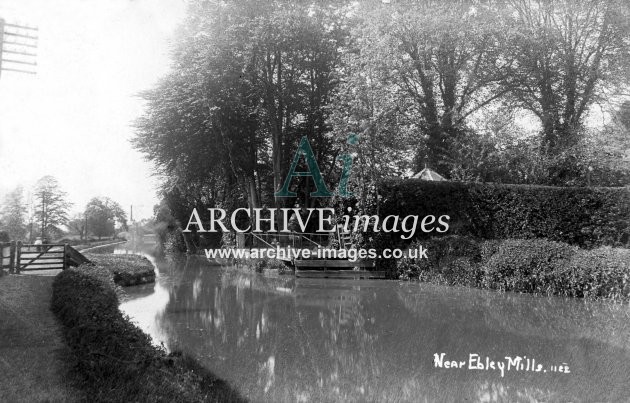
0;0;187;220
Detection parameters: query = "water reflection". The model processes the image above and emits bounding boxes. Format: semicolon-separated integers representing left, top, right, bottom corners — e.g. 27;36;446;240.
120;251;630;402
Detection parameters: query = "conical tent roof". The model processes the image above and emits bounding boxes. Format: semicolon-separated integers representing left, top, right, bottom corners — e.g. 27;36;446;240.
411;167;447;181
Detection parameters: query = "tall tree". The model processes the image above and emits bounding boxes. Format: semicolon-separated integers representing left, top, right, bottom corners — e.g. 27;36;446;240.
33;176;71;240
578;100;630;186
85;197;127;240
504;0;630;180
349;1;512;173
134;0;352;224
67;213;87;241
244;5;349;205
0;187;27;241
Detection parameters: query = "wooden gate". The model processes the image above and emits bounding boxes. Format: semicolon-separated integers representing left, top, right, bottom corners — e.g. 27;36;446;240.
16;242;67;272
0;242;91;274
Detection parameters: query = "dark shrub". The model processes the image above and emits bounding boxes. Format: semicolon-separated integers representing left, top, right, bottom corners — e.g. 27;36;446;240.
561;247;630;299
85;254;155;286
397;236;482;285
51;269;155;388
370;232;399;278
266;258;292;273
254;259;267;272
51;267;245;402
440;256;482;286
397;240;423;280
246;257;291;274
396;236;630;300
373;179;630;248
428;235;481;266
479;240;630;299
165;231;187;253
482;239;577;293
480;239;502;263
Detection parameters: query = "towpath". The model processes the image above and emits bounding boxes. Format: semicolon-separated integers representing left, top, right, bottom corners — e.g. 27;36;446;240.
0;273;83;402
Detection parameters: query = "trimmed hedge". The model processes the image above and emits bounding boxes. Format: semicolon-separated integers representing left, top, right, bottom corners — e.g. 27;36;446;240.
549;246;630;299
397;236;630;300
481;239;577;293
85;253;156;286
375;179;630;248
51;267;245;402
480;239;630;299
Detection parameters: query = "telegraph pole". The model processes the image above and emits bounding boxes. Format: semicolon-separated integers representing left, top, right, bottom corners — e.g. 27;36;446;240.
0;17;38;79
0;19;4;76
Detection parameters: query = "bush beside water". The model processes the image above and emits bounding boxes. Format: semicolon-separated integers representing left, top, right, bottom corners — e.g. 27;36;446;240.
253;257;292;274
376;179;630;248
85;253;156;286
51;266;245;402
398;236;630;300
397;236;482;284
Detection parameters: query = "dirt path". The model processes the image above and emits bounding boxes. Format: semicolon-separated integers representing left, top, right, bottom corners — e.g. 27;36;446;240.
0;273;83;402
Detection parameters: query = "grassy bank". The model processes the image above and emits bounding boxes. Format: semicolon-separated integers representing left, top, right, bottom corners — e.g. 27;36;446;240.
397;236;630;300
0;275;84;402
51;264;245;402
85;253;155;286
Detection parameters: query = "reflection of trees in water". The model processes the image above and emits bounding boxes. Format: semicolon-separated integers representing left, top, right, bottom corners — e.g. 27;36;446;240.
397;283;630;402
395;282;630;355
290;282;386;401
145;257;630;402
152;260;416;401
398;283;630;350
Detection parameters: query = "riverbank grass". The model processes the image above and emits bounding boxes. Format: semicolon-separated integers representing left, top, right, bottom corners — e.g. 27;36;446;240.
84;253;156;286
52;265;245;402
398;236;630;300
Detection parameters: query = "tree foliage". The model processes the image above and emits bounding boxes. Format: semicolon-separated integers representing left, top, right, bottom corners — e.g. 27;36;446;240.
504;0;630;149
85;197;127;240
134;1;352;213
134;0;630;244
0;187;27;241
347;1;513;173
33;176;71;240
67;213;87;241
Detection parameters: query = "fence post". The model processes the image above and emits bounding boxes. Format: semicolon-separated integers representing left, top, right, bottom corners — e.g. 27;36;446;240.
63;244;68;270
15;241;22;274
0;243;4;273
9;241;15;274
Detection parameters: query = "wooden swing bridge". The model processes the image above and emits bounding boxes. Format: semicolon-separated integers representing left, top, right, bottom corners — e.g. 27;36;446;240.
0;241;91;274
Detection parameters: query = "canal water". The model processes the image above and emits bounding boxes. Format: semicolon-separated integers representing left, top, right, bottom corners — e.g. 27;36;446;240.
105;245;630;402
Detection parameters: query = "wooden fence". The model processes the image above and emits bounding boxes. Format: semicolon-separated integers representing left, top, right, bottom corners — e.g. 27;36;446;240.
0;241;16;273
